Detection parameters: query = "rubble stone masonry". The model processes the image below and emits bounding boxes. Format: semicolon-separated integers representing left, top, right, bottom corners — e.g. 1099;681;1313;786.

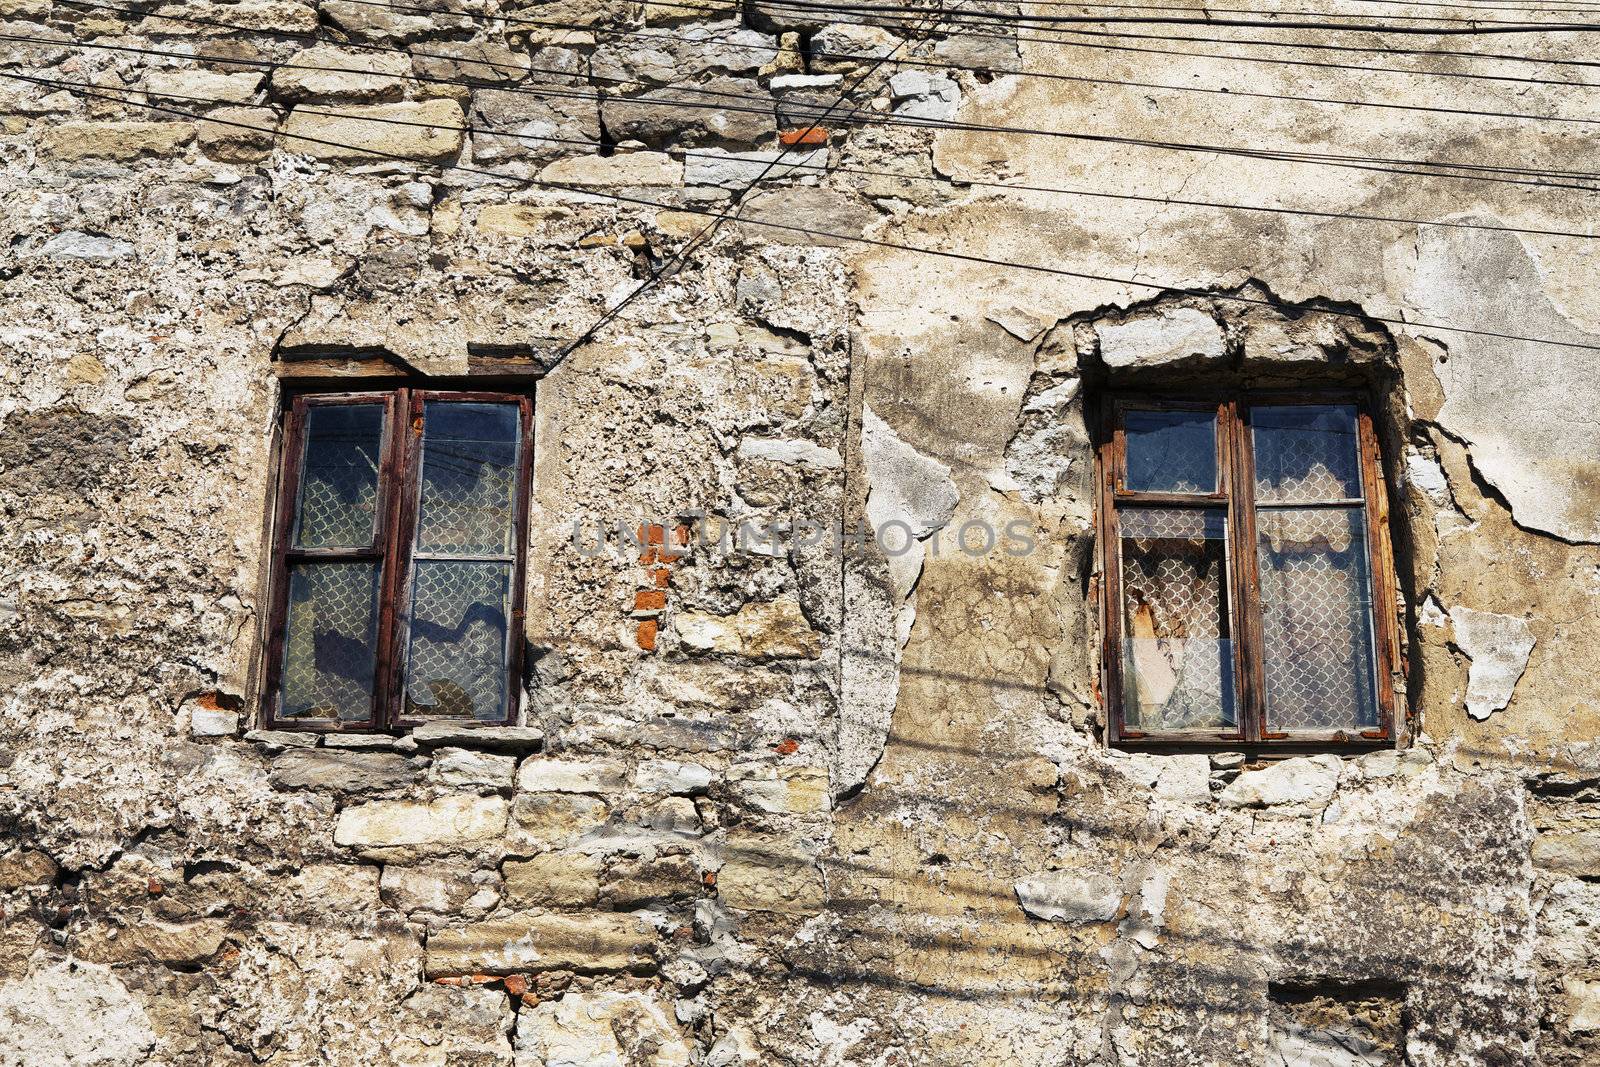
1;0;1599;1064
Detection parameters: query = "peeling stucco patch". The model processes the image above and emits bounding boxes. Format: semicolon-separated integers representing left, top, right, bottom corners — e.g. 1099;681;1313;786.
0;959;158;1067
860;405;959;602
1015;871;1122;924
1401;222;1600;543
1449;606;1536;720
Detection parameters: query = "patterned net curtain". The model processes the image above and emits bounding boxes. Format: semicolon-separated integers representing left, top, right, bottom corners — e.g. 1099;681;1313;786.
402;402;520;722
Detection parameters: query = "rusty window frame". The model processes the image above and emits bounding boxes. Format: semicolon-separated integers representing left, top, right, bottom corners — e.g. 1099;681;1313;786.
260;387;535;733
1095;390;1399;754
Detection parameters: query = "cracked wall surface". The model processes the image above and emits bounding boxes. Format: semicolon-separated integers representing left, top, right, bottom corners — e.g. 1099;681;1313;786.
3;1;1600;1064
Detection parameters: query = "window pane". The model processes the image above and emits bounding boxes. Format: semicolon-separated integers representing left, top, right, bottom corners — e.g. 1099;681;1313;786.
404;560;511;721
1252;404;1362;503
279;561;381;721
1256;508;1378;732
1120;508;1237;731
416;402;520;556
293;405;385;549
1123;408;1217;493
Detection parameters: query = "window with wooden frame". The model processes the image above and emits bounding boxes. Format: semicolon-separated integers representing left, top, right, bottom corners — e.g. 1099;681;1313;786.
261;389;534;731
1096;394;1399;751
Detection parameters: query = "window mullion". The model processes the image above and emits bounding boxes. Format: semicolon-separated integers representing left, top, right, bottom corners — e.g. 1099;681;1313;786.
373;388;420;730
1227;399;1271;744
1357;408;1399;741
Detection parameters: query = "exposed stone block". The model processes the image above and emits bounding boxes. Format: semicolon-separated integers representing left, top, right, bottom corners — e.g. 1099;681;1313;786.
717;834;824;915
243;728;317;751
601;76;775;146
197;105;277;162
642;0;737;23
676;597;823;659
604;854;701;906
592;22;777;82
728;763;830;814
380;861;501;917
411;38;532;91
516;757;629;794
43;121;195;162
515;991;690;1066
538;151;683;188
509;793;610;850
270;749;417;793
1533;831;1600;878
1219;755;1342;809
736;437;842;469
1015;871;1123;924
136;0;317;35
425;912;656;976
334;794;508;853
0;848;56;889
271;46;409;101
411;721;544;750
187;707;239;738
472;89;600;165
432;747;517;788
887;70;960;121
639;796;702;833
320;0;473;40
473;203;574;237
738;187;877;247
1564;977;1600;1033
1095;307;1227;372
145;70;264;105
503;852;603;907
279;99;464;163
810;23;900;74
35;231;135;263
635;760;716;795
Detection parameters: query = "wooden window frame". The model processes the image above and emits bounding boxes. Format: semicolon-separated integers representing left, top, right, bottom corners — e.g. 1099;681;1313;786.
1095;390;1400;754
259;387;536;733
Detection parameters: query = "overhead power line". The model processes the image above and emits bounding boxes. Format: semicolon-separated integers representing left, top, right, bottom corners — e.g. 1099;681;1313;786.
10;69;1600;357
552;0;962;356
13;29;1600;192
643;0;1600;33
638;0;1600;68
37;3;1600;132
10;66;1592;241
1012;0;1600;13
86;0;1600;90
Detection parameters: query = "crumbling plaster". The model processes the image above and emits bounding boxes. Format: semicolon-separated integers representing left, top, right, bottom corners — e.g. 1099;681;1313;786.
1;2;1598;1065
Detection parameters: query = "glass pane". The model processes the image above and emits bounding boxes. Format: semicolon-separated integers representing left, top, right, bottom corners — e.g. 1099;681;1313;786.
1252;404;1362;503
1256;508;1378;732
1123;408;1217;493
404;560;511;721
1119;508;1237;731
293;404;385;549
280;561;381;721
416;402;520;556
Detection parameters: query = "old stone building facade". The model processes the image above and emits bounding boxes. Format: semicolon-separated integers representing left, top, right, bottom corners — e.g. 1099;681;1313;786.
2;0;1598;1064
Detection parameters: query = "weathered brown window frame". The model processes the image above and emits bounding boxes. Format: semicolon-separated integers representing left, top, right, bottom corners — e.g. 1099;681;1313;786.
1095;391;1400;753
260;387;535;733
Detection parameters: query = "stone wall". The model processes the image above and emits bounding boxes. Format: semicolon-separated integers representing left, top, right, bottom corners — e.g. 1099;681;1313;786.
3;0;1599;1064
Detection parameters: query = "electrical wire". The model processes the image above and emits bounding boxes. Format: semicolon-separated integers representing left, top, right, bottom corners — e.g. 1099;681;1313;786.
81;0;1600;91
36;5;1600;134
551;0;963;356
15;68;1592;241
10;69;1600;356
643;0;1600;33
637;0;1600;69
12;29;1600;192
